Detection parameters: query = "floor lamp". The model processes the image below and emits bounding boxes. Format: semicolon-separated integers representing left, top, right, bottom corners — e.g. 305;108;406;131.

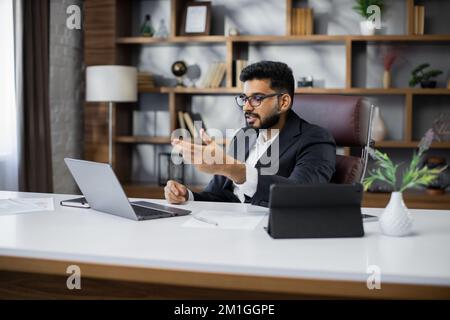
86;65;137;165
63;66;137;208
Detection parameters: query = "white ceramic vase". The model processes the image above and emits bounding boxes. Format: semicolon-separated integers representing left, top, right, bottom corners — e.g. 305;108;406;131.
379;192;413;237
371;106;387;142
360;20;376;36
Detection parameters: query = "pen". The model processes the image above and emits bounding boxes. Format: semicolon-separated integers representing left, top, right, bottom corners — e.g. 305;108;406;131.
192;214;219;227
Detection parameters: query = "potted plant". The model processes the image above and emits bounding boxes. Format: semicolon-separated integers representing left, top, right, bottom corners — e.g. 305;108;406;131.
363;129;446;236
409;63;443;88
353;0;384;35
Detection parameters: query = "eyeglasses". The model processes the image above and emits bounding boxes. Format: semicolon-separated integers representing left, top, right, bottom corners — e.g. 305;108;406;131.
234;93;284;108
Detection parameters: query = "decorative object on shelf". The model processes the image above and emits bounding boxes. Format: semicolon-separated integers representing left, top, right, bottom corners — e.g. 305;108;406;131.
409;63;443;88
180;1;211;36
86;66;137;166
363;129;446;236
413;5;425;35
291;7;313;36
353;0;384;36
423;157;450;195
371;106;387;142
228;27;239;36
154;18;169;38
158;153;184;186
297;76;314;88
432;113;450;142
186;64;201;87
171;61;187;87
447;70;450;89
140;14;155;37
382;51;397;88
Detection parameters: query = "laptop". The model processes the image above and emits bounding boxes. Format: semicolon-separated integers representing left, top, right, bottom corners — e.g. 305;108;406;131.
64;158;191;221
267;183;365;239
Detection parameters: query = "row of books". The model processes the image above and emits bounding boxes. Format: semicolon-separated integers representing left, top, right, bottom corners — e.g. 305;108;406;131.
234;59;248;89
138;71;156;89
177;111;204;138
177;111;229;145
201;62;227;88
291;8;313;36
413;5;425;35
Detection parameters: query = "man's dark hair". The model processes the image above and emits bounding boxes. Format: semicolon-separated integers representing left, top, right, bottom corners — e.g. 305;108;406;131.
239;61;295;104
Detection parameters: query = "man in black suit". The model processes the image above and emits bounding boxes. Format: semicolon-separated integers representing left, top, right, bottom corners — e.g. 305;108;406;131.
165;61;336;207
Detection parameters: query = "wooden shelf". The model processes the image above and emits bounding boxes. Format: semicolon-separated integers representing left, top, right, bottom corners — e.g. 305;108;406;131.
117;36;228;44
115;136;171;144
349;35;450;42
139;86;241;94
118;35;450;45
375;141;450;149
138;87;450;96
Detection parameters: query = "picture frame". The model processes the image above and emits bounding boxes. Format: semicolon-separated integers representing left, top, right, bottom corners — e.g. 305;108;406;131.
180;1;211;36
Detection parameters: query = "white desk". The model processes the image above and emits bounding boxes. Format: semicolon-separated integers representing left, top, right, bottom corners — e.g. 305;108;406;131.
0;191;449;299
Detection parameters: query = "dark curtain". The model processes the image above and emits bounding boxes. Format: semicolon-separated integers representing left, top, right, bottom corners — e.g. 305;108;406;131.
19;0;53;192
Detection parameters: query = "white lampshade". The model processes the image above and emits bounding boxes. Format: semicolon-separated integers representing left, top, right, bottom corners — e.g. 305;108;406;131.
86;65;137;102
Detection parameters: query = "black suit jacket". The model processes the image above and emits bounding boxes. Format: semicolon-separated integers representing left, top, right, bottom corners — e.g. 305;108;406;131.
193;110;336;207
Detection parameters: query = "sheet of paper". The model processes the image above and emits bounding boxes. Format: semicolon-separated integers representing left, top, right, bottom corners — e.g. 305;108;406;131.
0;198;54;216
183;210;267;230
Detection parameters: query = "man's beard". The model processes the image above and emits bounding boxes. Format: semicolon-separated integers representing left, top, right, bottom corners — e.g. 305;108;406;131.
245;111;280;129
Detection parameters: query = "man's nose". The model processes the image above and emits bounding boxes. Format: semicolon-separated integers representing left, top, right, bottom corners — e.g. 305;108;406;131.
242;100;254;112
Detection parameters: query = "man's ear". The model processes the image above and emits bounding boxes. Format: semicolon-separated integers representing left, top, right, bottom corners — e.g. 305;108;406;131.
279;94;291;112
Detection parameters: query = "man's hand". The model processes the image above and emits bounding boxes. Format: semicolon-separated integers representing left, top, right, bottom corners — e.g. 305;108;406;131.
164;180;188;204
172;129;246;184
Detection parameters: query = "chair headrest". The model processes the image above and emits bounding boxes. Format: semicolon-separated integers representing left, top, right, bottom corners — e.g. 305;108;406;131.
292;95;370;147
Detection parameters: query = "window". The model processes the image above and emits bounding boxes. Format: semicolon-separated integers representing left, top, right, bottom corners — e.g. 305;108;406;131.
0;0;19;190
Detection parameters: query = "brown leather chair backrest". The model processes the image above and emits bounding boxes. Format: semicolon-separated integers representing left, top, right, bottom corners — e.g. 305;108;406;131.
292;95;369;147
291;95;370;183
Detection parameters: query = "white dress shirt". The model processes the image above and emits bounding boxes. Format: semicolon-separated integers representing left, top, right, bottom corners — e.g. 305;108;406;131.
187;131;279;203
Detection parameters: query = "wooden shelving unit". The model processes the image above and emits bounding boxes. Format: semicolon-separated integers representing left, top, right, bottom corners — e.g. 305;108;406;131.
84;0;450;207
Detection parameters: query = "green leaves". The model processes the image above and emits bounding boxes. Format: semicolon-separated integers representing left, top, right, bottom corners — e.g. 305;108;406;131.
363;129;444;192
352;0;384;18
409;63;443;87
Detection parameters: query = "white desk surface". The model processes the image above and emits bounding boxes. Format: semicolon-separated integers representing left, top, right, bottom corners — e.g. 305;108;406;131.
0;191;449;288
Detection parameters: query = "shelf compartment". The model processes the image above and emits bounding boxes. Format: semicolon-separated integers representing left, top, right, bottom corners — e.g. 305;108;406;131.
115;136;171;144
375;141;450;149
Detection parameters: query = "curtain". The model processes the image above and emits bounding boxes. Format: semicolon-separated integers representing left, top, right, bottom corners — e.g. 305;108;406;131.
19;0;53;192
0;0;20;191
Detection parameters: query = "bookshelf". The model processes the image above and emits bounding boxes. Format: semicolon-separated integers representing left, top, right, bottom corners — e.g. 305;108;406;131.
84;0;450;208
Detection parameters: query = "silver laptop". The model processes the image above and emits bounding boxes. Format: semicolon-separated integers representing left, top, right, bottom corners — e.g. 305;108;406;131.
64;158;191;221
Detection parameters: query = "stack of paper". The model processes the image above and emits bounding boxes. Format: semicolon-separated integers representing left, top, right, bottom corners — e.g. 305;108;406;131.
0;198;54;216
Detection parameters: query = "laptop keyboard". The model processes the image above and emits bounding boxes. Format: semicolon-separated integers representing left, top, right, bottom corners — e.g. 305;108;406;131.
131;204;173;220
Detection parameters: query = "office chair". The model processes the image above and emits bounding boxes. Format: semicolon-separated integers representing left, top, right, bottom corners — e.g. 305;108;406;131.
292;95;374;184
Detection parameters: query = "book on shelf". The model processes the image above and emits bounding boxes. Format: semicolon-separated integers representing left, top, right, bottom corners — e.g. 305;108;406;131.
414;5;425;35
291;8;313;36
211;63;226;88
183;112;198;138
234;59;248;89
177;111;186;130
138;71;156;89
181;112;208;140
201;62;226;88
